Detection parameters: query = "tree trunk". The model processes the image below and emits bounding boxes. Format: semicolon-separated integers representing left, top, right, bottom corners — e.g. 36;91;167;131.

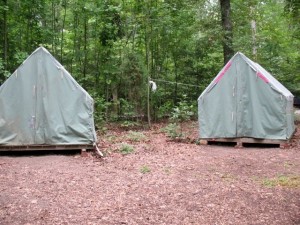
174;55;178;105
83;13;88;84
145;14;151;127
70;10;79;74
250;7;257;60
60;0;67;63
52;0;56;53
3;0;8;71
219;0;234;64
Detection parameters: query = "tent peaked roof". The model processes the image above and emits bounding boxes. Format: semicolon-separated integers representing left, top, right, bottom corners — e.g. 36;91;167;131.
18;46;93;100
199;52;293;100
238;52;292;97
0;46;96;146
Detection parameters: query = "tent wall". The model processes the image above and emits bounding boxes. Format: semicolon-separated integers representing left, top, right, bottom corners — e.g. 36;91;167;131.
198;53;295;140
0;47;96;145
198;60;237;138
286;99;295;138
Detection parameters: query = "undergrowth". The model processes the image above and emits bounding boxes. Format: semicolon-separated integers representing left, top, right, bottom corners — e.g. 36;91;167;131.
261;175;300;188
119;144;135;155
140;165;151;174
126;131;147;142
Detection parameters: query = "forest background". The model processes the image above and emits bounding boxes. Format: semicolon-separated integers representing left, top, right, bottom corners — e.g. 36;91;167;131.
0;0;299;127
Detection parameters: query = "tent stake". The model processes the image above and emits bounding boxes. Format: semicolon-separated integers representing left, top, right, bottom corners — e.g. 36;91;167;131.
94;143;103;157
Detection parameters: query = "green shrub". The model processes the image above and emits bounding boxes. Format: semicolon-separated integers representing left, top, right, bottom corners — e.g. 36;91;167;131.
140;165;151;174
262;175;300;188
126;131;147;142
170;95;195;123
161;123;181;139
120;120;140;129
119;144;134;155
162;95;195;139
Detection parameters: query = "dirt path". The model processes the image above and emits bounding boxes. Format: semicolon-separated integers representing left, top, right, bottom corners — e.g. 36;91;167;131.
0;122;299;225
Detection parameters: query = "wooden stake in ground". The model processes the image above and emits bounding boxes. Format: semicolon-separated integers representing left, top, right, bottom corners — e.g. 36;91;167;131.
147;77;151;128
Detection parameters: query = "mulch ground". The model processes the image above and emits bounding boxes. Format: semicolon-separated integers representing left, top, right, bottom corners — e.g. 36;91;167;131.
0;121;299;225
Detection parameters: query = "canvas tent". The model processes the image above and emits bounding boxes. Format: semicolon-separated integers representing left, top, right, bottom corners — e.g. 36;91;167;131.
0;47;96;148
198;52;295;140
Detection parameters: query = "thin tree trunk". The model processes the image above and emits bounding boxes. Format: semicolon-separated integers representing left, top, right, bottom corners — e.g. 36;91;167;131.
60;0;67;63
3;0;8;71
220;0;234;64
250;7;257;60
94;34;100;89
83;13;88;83
52;0;55;53
26;10;30;52
70;11;79;74
174;55;178;105
150;16;154;79
145;13;151;127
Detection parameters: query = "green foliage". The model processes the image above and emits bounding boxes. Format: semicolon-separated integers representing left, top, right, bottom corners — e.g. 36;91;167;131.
119;98;135;118
140;165;151;174
13;51;28;66
126;131;147;142
120;121;141;129
90;93;110;128
119;51;147;116
170;95;195;123
284;0;300;36
158;94;196;139
105;134;117;144
161;123;181;139
0;59;4;79
0;58;10;83
0;0;299;126
119;144;134;155
262;175;300;188
162;95;195;139
157;101;174;119
231;0;300;93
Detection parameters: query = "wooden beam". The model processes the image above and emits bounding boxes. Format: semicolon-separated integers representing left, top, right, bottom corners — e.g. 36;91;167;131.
0;144;94;151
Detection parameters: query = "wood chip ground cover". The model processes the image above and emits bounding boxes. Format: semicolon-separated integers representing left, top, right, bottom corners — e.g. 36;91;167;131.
0;121;299;225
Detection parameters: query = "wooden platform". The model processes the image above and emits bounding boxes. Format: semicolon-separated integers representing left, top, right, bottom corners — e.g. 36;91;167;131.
199;137;291;148
0;144;94;151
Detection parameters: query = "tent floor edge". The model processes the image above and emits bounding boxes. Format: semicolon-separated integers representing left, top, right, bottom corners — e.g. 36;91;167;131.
0;144;95;151
198;137;292;149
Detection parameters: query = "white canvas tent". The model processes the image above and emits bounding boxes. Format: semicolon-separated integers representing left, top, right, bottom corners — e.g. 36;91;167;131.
198;52;295;140
0;47;96;149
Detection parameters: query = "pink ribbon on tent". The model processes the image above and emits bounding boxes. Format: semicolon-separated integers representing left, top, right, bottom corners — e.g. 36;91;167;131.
256;71;269;83
215;61;232;83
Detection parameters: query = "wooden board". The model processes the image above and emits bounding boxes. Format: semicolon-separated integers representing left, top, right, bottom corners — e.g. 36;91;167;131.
199;137;291;148
0;144;94;151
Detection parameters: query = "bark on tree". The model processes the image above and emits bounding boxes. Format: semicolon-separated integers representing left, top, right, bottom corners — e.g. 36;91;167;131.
3;0;8;70
52;0;56;53
60;0;67;63
250;7;257;60
219;0;234;64
145;13;151;127
83;12;88;82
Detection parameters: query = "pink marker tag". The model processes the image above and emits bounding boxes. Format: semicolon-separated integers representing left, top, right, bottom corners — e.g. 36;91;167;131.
257;71;269;83
215;61;232;83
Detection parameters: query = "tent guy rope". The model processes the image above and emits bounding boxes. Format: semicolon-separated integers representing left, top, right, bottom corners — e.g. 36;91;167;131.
151;78;200;88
